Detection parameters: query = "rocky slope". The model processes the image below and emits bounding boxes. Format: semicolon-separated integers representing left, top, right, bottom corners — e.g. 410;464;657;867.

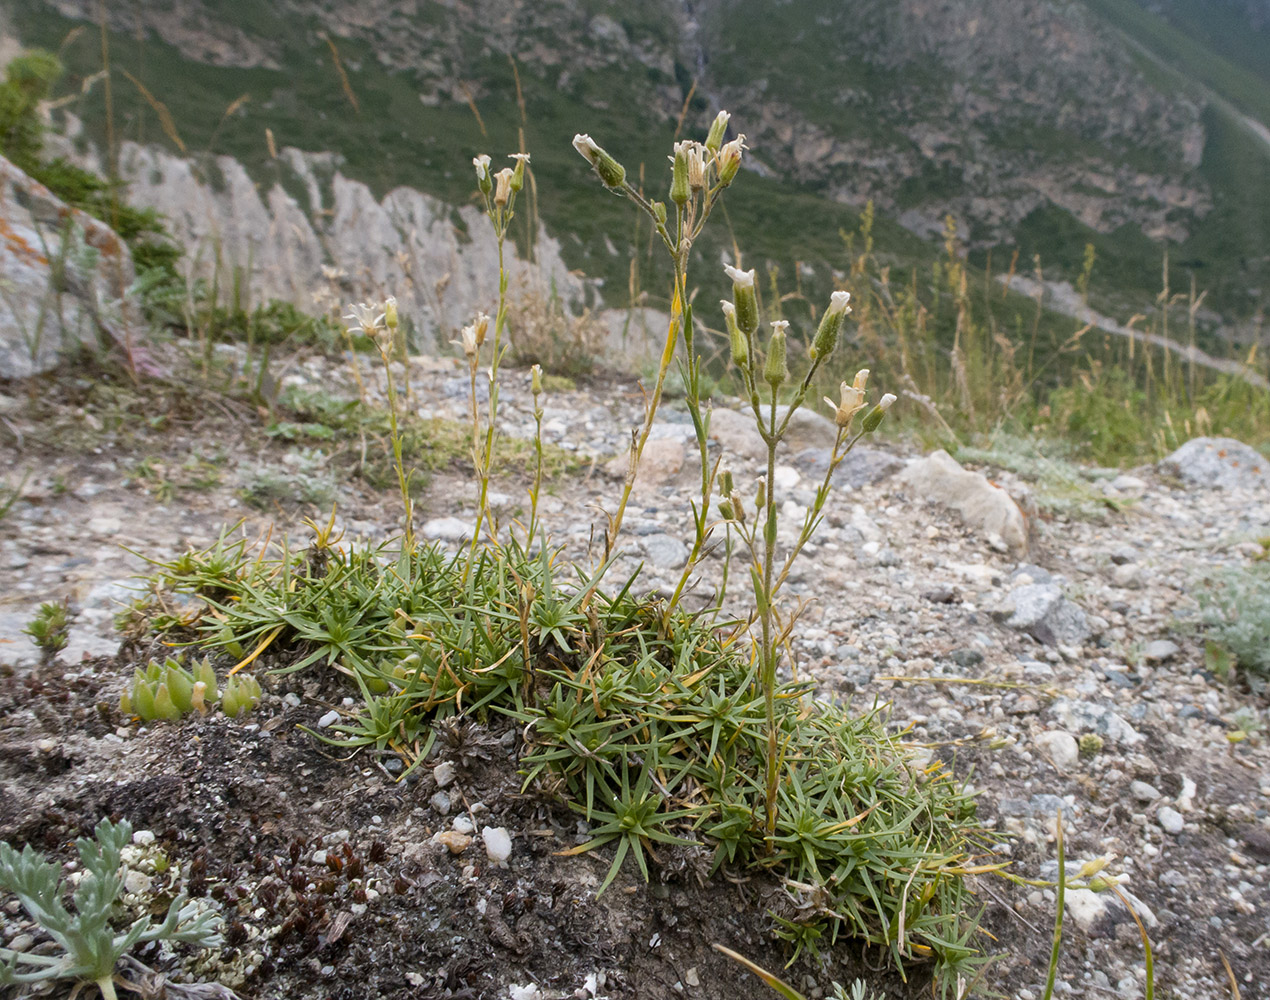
8;0;1269;325
17;0;1241;248
2;347;1269;997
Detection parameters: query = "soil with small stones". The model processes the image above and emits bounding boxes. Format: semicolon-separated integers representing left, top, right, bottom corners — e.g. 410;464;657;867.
1;348;1268;1000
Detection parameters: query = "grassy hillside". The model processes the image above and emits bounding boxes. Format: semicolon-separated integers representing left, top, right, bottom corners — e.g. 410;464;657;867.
6;0;1269;333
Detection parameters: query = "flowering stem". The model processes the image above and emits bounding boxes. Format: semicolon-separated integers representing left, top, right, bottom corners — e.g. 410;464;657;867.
760;389;780;839
379;348;415;554
463;223;509;585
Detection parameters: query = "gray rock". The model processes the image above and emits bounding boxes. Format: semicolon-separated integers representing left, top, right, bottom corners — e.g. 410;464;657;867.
898;450;1028;555
707;408;766;463
992;583;1089;646
420;517;472;542
838;446;905;488
1035;730;1080;771
1010;564;1053;586
1110;474;1147;495
1159;437;1270;490
1157;806;1185;835
604;437;685;487
0;155;144;376
1050;699;1143;745
1142;639;1180;663
1112;563;1144;589
111;142;584;354
1129;780;1160;802
949;648;983;667
640;533;688;570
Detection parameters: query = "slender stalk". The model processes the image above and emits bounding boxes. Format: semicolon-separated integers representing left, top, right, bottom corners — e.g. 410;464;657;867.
1041;811;1065;1000
379;349;414;553
760;390;780;837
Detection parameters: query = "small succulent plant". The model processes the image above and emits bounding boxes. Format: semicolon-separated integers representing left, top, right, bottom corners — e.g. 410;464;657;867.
0;818;221;1000
120;656;260;722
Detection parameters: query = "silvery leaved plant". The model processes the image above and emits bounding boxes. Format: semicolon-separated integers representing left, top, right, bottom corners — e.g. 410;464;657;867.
0;818;221;1000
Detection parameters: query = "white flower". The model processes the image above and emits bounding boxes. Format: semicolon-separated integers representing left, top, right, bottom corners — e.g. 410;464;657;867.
455;323;479;359
494;167;514;206
344;301;386;338
825;379;867;428
827;290;852;317
572;134;601;164
723;264;756;288
473;154;491;182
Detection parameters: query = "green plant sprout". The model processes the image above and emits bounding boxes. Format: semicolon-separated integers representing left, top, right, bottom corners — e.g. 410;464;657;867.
119;656;259;722
24;599;73;662
0;818;221;1000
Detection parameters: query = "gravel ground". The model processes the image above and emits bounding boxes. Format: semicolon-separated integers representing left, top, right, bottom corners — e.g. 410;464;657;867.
1;348;1267;999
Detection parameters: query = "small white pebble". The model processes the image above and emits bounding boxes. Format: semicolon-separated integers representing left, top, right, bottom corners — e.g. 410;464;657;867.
317;710;340;728
131;830;156;847
452;816;475;835
482;826;512;865
434;761;457;787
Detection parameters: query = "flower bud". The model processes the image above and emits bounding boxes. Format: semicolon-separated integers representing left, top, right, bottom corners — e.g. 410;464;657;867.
724;264;758;335
686;143;707;193
652;201;667;226
810;290;850;361
531;363;543;396
473;154;492;195
384;296;398;330
718;135;745;187
721;301;748;368
472;311;490;347
509;152;530;193
861;392;896;433
764;322;789;388
573;133;626;189
729;490;746;524
719;468;734;496
718;499;735;521
705;110;730;153
669;140;691;206
494;167;514;207
755;476;766;512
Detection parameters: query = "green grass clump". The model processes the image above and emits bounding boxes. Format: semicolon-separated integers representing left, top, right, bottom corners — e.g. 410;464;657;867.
138;528;991;988
23;600;72;662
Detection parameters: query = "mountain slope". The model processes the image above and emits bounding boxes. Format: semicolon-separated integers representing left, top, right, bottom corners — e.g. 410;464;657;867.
5;0;1268;325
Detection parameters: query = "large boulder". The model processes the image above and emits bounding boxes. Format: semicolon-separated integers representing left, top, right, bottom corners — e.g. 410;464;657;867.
0;155;141;377
708;404;838;465
897;450;1028;554
1159;437;1270;490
